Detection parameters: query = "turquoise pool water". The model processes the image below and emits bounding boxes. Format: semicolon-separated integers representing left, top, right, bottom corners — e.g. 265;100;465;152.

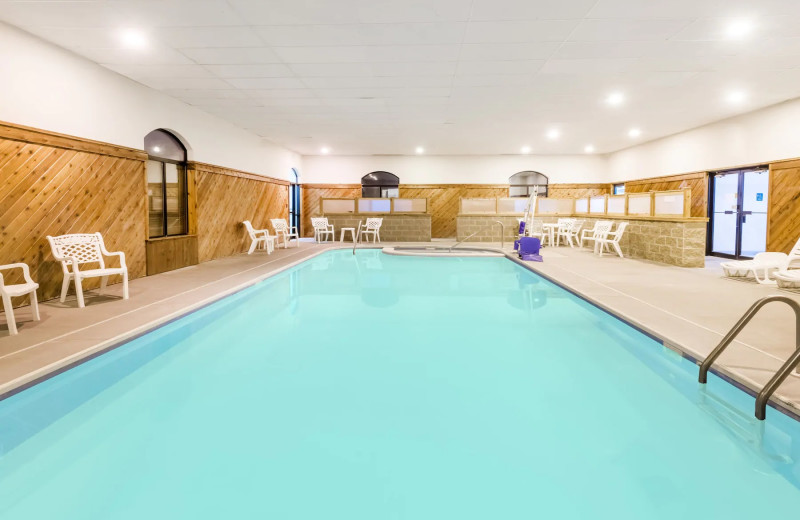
1;249;800;518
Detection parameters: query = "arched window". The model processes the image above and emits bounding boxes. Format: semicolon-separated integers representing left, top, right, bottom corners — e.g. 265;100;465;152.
509;171;549;198
145;129;188;238
361;171;399;198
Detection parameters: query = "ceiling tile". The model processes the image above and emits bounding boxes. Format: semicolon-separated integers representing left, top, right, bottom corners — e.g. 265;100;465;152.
569;19;694;42
155;27;263;48
470;0;598;20
204;64;295;78
464;20;579;43
460;42;560;61
180;47;281;64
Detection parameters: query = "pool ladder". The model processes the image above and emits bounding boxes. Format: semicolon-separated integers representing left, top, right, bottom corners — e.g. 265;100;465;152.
352;220;362;255
698;296;800;420
449;220;505;252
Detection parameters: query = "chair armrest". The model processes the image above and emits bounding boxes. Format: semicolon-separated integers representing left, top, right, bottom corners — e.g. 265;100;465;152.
103;251;127;269
0;263;36;285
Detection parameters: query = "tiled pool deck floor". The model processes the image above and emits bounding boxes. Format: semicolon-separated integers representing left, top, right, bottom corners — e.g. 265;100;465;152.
2;240;800;418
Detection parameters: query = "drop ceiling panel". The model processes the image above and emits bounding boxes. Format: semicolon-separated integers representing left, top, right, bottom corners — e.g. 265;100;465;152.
2;0;800;155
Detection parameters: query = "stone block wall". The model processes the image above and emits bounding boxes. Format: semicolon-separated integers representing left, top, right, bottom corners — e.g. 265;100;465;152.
325;214;432;242
456;215;707;267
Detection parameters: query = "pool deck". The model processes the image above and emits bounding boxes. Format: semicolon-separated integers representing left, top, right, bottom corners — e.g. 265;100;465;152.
2;240;800;419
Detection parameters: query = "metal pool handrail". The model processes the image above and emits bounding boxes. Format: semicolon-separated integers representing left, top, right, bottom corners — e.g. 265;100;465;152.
352;220;363;255
698;295;800;420
449;220;505;252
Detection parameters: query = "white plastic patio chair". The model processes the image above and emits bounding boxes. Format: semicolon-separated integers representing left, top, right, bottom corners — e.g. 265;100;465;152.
271;219;300;248
727;236;800;285
580;221;612;248
359;218;383;243
554;218;576;246
560;219;584;248
243;220;275;255
0;263;40;335
594;222;628;258
528;220;545;244
47;233;129;308
311;217;335;243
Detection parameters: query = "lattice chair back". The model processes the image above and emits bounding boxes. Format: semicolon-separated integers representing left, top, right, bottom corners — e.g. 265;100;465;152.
48;233;106;270
311;217;329;230
593;221;613;239
243;220;260;239
612;222;628;239
529;219;544;234
365;218;383;230
271;219;289;233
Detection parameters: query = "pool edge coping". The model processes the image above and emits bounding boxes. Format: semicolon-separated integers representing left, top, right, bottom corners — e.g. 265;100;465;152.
504;253;800;422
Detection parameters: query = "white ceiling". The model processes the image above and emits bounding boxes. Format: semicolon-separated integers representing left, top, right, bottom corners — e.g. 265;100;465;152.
4;0;800;156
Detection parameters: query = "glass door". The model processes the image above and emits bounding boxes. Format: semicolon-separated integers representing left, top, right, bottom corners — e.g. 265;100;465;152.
289;168;301;231
709;168;769;259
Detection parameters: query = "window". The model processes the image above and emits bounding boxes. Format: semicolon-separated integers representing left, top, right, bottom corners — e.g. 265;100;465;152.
509;171;548;197
289;168;300;231
613;183;626;195
145;130;188;238
361;171;399;198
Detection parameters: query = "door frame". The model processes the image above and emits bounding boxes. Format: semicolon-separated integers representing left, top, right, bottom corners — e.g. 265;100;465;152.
707;166;769;260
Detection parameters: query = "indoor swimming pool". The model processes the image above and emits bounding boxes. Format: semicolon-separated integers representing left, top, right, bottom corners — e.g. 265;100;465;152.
1;249;800;518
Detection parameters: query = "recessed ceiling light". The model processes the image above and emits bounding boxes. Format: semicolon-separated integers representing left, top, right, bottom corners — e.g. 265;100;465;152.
320;146;330;154
520;145;531;154
726;19;754;39
546;129;560;140
606;92;625;106
726;90;747;104
119;29;148;49
415;146;424;154
628;128;642;138
152;146;161;153
584;145;595;153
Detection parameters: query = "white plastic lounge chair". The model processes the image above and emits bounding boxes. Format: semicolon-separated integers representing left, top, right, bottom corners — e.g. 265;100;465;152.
743;236;800;286
721;253;789;284
594;222;628;258
271;219;300;248
243;220;275;255
311;217;335;243
580;221;612;248
359;218;383;243
0;263;40;335
47;233;129;308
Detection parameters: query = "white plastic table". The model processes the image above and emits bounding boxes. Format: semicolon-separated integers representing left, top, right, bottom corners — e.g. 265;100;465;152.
340;227;356;243
541;223;557;246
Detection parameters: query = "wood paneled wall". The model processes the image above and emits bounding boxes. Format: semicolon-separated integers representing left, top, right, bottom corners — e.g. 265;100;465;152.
624;172;708;217
768;159;800;253
0;121;147;303
548;183;610;199
399;184;508;238
301;184;360;238
302;183;607;239
194;162;289;262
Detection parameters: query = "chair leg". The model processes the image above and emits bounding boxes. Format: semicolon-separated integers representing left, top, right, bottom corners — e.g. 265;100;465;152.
99;276;108;295
122;271;129;300
613;242;624;258
75;277;85;308
60;275;70;303
2;294;17;335
30;290;40;321
248;239;257;255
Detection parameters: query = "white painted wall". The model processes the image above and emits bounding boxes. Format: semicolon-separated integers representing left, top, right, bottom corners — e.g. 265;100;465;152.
608;98;800;181
0;22;300;180
301;154;609;185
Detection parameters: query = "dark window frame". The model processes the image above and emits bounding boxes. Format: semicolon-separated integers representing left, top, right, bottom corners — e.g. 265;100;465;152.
509;171;549;198
145;130;188;239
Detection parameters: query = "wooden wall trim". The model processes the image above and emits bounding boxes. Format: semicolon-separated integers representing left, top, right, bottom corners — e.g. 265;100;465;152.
188;161;290;185
303;183;360;189
0;120;147;161
623;171;707;186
